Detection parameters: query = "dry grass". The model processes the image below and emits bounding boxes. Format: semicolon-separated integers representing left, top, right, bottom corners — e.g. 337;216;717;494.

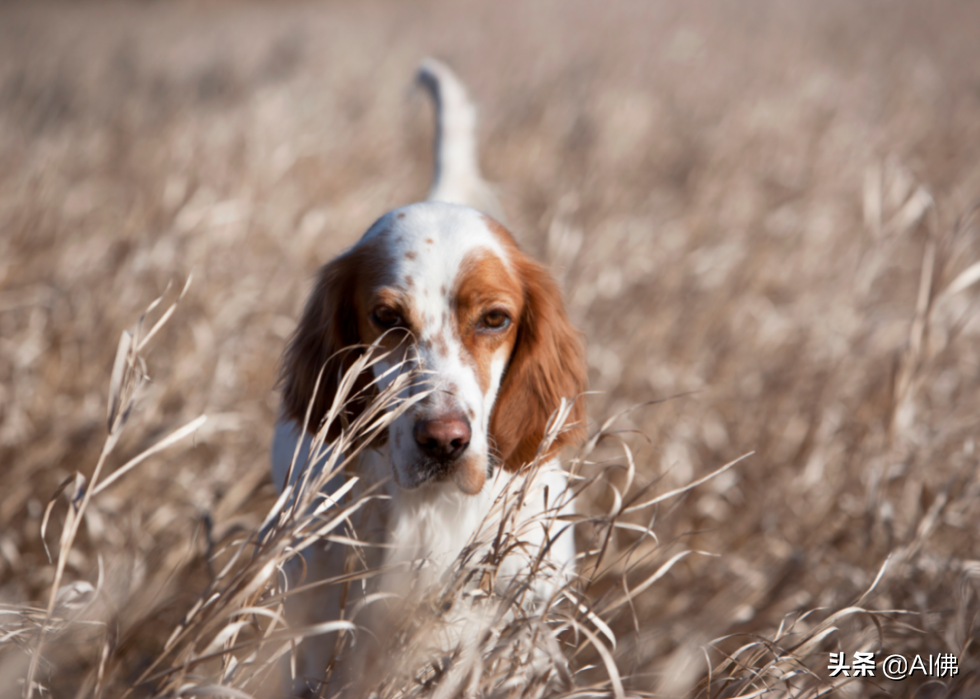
3;0;980;696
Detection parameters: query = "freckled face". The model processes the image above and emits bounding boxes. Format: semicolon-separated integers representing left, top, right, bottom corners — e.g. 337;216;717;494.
354;204;523;494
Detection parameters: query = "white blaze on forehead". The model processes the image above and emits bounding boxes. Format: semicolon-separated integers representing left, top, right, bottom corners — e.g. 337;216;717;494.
362;202;512;304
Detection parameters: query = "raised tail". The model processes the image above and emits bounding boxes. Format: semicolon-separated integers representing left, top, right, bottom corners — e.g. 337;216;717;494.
416;58;504;221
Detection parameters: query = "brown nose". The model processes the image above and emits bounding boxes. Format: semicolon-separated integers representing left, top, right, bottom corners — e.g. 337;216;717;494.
414;415;471;461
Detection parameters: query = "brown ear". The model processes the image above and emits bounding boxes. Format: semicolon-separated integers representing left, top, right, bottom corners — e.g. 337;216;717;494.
279;254;372;439
490;254;587;471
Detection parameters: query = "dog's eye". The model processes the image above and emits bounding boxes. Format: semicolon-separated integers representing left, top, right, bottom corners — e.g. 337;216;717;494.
373;307;404;328
481;311;511;331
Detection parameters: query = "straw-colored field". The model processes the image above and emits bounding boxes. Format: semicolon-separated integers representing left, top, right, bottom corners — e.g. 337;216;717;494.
2;1;980;696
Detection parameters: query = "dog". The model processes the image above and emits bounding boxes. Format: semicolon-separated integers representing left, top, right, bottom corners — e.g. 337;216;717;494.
270;58;587;696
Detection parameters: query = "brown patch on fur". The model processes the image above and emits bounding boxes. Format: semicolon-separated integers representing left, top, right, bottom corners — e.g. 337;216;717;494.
397;212;405;220
405;275;414;289
454;249;523;395
279;240;423;442
426;238;434;244
279;237;394;440
433;333;449;358
453;458;486;495
478;217;588;471
481;214;521;250
358;290;421;352
405;251;417;260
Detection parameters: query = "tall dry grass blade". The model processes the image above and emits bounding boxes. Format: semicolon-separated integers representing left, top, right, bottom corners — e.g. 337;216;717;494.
942;259;980;297
106;330;133;434
624;452;754;514
93;415;207;495
38;474;80;564
853;553;891;608
610;550;694;609
567;619;625;699
135;275;192;352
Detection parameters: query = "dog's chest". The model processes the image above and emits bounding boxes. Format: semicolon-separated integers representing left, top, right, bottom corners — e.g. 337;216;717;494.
357;448;575;598
358;448;495;583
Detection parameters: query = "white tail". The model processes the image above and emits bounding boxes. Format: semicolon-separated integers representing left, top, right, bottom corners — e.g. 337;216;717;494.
416;58;504;221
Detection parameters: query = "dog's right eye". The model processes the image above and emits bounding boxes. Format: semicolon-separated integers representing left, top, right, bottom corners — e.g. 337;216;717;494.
372;307;404;328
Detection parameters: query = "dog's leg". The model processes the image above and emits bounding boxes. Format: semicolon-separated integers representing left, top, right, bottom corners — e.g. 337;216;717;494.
280;542;348;698
271;420;349;697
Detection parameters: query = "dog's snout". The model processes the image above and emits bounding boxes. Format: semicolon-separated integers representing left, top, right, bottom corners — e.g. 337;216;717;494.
414;415;471;461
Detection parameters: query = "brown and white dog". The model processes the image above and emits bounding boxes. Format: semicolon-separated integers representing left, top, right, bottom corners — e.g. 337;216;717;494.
271;59;587;695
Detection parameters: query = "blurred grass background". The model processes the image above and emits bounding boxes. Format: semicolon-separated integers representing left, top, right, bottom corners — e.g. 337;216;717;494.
2;0;980;696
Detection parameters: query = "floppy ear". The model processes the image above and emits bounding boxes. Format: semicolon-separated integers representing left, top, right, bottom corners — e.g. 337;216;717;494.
490;255;588;471
279;254;372;439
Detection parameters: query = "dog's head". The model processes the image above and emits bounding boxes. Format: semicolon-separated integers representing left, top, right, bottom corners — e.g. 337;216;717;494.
280;202;586;495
